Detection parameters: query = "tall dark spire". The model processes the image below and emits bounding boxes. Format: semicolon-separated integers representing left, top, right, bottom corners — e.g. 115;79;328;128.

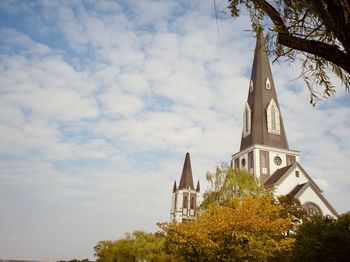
178;152;194;190
240;32;289;151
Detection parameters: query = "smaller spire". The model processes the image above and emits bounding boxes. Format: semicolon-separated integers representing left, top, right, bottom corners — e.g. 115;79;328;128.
172;180;177;193
178;152;195;190
196;180;200;192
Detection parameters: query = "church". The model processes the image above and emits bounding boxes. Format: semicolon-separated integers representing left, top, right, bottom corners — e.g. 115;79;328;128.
170;34;338;223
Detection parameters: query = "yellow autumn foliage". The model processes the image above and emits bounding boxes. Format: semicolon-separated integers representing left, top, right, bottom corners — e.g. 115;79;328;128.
159;193;295;261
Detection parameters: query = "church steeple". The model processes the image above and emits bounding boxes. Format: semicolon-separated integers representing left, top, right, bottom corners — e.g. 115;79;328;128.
178;152;194;190
230;33;337;219
170;152;199;222
240;32;289;151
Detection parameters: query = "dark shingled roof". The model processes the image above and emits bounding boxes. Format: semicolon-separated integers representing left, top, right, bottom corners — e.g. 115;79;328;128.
178;152;194;190
289;183;307;196
264;164;294;188
240;32;289;151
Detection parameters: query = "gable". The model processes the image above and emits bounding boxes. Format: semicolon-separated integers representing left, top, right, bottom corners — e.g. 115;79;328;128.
265;162;322;194
293;183;338;217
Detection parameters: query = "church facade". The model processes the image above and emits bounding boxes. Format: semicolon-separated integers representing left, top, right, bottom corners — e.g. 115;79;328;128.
170;33;337;222
231;33;338;218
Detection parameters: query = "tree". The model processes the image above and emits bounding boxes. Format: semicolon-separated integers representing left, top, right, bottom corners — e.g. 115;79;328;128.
227;0;350;104
159;193;295;261
291;212;350;261
94;231;171;262
277;194;308;233
201;166;263;209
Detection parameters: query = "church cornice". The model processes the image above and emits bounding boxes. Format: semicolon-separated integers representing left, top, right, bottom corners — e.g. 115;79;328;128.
232;144;299;159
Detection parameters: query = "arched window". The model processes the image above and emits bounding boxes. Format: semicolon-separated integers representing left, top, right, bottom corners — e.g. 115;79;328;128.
262;155;266;167
265;77;271;89
190;196;195;209
250;79;254;92
243;103;251;137
183;195;188;209
267;99;280;135
303;202;322;216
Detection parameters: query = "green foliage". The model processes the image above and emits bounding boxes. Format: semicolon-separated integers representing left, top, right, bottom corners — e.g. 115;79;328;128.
277;194;308;232
201;166;263;209
291;212;350;261
94;230;171;262
227;0;350;104
160;193;295;262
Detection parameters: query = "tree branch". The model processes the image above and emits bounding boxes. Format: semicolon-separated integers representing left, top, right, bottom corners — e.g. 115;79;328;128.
257;0;350;73
277;33;350;74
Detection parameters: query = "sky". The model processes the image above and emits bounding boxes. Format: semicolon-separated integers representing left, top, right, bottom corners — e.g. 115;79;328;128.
0;0;349;260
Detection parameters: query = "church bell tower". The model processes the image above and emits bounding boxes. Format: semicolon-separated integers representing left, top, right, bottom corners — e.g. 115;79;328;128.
170;152;200;222
231;33;300;183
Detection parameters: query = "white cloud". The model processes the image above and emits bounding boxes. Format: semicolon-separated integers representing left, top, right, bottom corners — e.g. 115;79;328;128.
0;0;349;260
98;87;145;117
119;73;150;94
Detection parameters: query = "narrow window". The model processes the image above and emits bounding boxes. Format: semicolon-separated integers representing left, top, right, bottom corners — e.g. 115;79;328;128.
250;80;254;92
183;195;188;208
245;109;249;132
190;197;195;209
266;77;271;89
295;171;299;178
271;104;276;131
243;103;251;137
267;99;280;135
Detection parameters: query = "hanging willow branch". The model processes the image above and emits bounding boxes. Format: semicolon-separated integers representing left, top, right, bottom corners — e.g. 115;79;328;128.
228;0;350;104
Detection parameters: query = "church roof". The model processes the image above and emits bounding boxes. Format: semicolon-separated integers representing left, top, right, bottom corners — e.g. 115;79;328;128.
178;152;195;190
264;164;294;188
264;162;322;193
265;163;338;217
289;183;308;196
240;32;289;151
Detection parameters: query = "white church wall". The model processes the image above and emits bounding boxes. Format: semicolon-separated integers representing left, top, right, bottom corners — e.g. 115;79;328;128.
268;151;287;175
253;148;260;178
170;193;175;215
239;152;249;171
275;166;308;196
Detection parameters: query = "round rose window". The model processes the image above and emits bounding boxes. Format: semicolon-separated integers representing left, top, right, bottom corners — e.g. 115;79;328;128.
303;202;322;216
274;156;282;166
